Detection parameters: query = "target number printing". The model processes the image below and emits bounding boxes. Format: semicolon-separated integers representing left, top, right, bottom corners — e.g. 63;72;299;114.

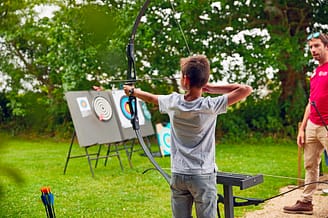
76;97;92;117
92;96;113;121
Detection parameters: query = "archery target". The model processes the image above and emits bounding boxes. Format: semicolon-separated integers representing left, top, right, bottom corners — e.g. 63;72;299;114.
93;96;113;121
65;91;122;147
111;89;145;128
76;97;92;117
120;96;134;120
156;123;171;156
141;101;152;120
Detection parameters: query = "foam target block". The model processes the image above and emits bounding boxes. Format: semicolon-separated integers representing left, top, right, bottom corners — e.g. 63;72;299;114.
93;96;113;121
109;89;155;140
156;123;171;156
65;91;122;147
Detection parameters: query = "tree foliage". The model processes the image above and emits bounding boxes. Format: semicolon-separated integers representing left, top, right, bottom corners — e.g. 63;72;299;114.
133;0;328;137
0;0;327;138
0;0;132;135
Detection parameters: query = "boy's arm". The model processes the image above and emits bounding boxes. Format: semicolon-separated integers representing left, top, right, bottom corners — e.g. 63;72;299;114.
203;83;252;106
123;85;159;105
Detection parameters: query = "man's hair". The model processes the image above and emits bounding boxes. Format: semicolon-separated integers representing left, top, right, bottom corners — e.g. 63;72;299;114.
307;32;328;46
320;34;328;46
180;55;210;88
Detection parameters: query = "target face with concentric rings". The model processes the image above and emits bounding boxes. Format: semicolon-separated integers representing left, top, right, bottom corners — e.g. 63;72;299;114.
159;127;171;155
120;96;135;120
93;96;113;121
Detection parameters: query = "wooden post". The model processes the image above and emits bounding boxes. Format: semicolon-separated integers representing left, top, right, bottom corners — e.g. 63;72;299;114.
297;146;303;185
297;122;303;185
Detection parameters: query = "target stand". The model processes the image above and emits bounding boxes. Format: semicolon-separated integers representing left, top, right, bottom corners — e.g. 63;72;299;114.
64;90;158;176
64;91;125;177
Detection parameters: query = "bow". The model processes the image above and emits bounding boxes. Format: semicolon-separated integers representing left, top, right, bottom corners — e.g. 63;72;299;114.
126;0;171;184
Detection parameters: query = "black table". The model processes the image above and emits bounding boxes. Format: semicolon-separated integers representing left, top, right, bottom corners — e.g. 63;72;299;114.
217;172;264;218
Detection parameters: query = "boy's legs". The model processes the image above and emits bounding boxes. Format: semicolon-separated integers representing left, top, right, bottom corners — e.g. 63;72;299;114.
171;173;217;218
192;173;217;218
171;174;193;218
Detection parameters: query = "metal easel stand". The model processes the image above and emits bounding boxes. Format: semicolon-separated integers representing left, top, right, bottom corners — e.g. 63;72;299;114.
122;136;153;168
63;131;123;177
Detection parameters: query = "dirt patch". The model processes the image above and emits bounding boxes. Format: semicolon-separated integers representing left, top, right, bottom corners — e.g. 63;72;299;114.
243;174;328;218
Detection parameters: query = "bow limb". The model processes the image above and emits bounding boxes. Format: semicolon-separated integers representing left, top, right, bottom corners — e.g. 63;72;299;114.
126;0;150;82
135;129;171;184
126;0;171;185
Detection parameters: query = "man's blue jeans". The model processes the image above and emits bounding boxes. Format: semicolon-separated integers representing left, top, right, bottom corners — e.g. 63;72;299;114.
170;173;217;218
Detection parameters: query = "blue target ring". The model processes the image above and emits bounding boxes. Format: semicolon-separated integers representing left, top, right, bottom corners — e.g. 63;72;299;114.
163;133;171;150
158;124;171;156
120;96;135;120
141;101;151;120
79;99;88;109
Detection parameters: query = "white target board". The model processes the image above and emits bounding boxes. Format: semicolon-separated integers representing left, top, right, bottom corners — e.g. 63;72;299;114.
110;89;155;140
92;96;113;121
156;123;171;156
111;89;145;128
65;91;122;147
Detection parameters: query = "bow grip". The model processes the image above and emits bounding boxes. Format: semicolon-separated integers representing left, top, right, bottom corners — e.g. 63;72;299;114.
128;95;140;130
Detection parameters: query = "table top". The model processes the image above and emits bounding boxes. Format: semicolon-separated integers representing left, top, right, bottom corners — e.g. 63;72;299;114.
217;172;263;190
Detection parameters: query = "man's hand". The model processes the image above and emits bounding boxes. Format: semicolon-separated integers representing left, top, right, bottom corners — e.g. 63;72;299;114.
297;130;305;148
93;86;104;91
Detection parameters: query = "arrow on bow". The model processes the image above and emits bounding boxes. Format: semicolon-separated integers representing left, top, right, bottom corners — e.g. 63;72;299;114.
126;0;171;184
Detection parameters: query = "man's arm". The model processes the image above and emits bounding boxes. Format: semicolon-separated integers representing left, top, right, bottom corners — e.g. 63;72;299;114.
123;85;159;105
203;83;252;106
297;102;310;147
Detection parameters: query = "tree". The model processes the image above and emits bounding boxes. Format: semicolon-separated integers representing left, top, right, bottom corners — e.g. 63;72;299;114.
131;0;328;136
1;0;328;137
0;0;132;134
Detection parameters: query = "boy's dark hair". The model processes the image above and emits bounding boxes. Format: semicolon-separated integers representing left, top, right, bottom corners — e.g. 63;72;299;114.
180;55;210;88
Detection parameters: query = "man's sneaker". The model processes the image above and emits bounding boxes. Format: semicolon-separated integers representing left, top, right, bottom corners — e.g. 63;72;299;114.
283;200;313;215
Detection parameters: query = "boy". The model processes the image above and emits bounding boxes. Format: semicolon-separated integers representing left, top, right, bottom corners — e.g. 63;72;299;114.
124;55;252;218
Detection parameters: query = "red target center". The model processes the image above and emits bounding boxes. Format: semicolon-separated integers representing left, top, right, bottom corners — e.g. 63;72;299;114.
124;102;131;114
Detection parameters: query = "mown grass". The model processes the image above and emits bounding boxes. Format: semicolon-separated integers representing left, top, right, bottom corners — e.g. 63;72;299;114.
0;132;326;218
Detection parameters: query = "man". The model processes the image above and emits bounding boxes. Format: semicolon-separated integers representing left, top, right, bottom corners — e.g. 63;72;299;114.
283;32;328;215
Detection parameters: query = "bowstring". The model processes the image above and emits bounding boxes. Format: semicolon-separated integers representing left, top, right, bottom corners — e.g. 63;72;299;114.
169;0;191;55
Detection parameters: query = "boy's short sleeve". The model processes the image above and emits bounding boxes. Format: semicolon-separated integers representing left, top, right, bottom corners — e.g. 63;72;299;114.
158;93;228;115
212;94;228;115
158;94;174;114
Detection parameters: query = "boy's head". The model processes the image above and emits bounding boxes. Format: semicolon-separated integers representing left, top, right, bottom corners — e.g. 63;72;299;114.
180;55;210;88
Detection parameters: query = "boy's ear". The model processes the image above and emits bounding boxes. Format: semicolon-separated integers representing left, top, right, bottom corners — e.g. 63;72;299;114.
183;75;190;84
182;75;190;89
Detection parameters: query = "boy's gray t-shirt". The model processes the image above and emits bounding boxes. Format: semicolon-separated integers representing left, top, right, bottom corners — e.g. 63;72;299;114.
158;92;228;175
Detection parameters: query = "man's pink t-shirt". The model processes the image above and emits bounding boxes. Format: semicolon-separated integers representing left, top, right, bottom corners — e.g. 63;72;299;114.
309;62;328;125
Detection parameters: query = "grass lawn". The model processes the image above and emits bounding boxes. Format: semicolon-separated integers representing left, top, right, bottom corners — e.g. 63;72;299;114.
0;132;326;218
